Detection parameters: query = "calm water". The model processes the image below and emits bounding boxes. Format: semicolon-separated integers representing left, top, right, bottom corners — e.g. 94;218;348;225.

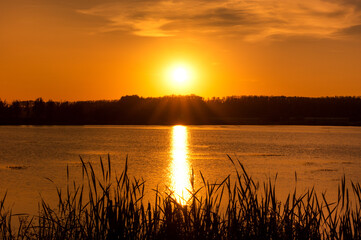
0;125;360;213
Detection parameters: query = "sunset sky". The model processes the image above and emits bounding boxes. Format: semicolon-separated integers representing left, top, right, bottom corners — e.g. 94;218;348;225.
1;0;361;101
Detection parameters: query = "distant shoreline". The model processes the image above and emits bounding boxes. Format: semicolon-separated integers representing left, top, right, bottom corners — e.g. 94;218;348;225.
1;121;360;126
1;95;361;126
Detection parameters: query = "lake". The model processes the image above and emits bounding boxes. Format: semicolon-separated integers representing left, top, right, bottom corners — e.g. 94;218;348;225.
0;125;360;214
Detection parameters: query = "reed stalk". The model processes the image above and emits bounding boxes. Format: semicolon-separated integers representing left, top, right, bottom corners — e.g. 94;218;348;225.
0;155;360;239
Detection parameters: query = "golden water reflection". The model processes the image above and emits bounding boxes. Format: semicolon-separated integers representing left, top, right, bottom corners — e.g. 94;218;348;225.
170;125;192;205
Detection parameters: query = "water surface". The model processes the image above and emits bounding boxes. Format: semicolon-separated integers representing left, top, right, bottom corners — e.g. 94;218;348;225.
0;125;360;213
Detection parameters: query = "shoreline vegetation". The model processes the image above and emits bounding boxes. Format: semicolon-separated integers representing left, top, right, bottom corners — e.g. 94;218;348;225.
1;95;361;126
1;156;360;239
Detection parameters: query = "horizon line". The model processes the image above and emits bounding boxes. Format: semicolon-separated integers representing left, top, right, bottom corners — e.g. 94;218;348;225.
2;94;361;103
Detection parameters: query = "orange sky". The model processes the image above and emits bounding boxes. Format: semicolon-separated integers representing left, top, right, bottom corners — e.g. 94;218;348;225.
1;0;361;101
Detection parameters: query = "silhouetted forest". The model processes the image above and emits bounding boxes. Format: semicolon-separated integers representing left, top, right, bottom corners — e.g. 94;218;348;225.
0;95;360;125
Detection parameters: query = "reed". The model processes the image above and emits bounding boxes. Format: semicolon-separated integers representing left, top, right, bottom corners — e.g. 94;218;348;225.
0;155;360;239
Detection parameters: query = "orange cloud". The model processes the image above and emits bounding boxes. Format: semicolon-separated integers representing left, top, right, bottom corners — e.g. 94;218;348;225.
76;0;361;40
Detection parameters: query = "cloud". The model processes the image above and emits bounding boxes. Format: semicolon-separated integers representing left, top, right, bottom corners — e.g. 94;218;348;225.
323;0;361;11
337;24;361;35
76;0;361;40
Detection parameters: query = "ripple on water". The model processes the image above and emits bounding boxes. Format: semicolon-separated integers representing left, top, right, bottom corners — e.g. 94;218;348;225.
342;161;353;165
6;165;28;170
304;161;317;166
311;168;338;173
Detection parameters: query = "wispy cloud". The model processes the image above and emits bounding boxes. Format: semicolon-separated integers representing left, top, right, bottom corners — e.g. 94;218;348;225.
337;24;361;35
77;0;361;40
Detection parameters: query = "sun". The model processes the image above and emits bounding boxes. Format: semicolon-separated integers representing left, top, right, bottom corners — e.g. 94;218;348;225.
172;67;189;83
162;62;197;93
167;64;193;86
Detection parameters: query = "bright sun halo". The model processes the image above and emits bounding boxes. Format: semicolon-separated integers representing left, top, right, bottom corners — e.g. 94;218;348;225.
171;66;190;83
164;63;195;91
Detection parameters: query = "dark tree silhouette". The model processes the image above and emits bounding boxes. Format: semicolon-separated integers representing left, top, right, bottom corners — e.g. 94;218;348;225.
0;95;360;125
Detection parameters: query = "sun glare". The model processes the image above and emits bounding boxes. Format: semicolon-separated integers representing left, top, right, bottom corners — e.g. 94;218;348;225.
166;64;193;87
172;67;189;83
170;125;191;205
162;61;198;94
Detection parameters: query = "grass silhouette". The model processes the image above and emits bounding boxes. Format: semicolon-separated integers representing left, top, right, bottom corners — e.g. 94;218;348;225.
0;155;360;239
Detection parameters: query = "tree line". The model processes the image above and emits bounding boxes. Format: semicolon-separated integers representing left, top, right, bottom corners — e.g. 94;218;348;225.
0;95;360;125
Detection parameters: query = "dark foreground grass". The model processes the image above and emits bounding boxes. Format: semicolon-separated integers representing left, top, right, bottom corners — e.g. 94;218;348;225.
1;155;360;239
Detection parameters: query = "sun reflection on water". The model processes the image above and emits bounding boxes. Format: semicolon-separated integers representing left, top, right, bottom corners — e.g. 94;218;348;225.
170;125;192;205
